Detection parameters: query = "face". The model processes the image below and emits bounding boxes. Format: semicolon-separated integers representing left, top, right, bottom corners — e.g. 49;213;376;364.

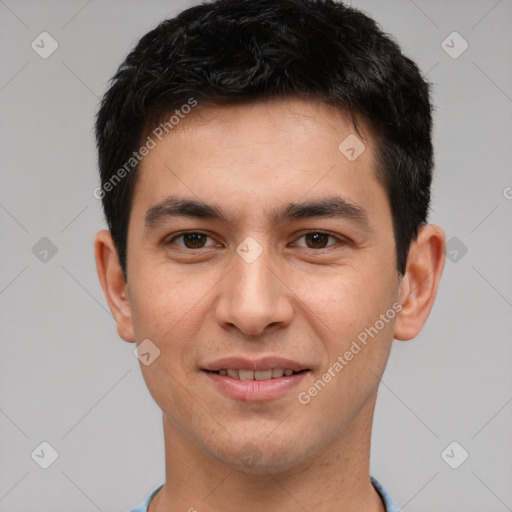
122;99;403;472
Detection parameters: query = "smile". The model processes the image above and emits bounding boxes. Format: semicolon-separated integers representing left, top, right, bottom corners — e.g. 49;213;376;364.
207;368;306;380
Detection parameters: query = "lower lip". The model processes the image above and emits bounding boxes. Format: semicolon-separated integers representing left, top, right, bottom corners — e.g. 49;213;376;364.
203;370;309;401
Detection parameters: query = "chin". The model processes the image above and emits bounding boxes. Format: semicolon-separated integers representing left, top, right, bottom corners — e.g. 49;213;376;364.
212;435;311;475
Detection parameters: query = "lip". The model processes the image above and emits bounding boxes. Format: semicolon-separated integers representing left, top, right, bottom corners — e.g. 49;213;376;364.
202;356;309;372
202;356;310;402
203;369;309;401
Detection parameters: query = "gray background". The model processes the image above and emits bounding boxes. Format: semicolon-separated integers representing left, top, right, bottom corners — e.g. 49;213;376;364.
0;0;511;510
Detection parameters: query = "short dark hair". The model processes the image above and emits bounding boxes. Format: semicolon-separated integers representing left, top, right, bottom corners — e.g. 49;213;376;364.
95;0;433;280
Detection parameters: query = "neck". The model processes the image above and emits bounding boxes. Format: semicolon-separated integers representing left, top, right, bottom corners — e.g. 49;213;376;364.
150;394;386;512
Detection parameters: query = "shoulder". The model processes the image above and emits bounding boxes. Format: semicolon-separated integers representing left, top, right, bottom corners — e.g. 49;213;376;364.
128;484;164;512
371;476;401;512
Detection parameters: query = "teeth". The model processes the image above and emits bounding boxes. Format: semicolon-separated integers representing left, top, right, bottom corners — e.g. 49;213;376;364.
239;369;254;380
215;369;301;380
255;370;273;380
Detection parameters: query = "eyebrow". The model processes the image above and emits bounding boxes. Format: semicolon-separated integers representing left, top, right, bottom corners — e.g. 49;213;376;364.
144;195;372;231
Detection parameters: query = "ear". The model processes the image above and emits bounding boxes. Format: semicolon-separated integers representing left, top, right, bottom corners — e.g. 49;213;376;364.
94;229;135;343
394;224;446;341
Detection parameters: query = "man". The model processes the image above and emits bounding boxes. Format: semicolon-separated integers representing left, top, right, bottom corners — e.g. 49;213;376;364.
93;0;445;510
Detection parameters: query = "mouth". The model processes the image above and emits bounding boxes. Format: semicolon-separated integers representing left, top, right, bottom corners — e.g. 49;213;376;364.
201;357;311;401
205;368;308;380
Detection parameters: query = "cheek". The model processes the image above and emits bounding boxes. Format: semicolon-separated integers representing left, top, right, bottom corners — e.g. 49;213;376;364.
298;276;398;423
333;277;398;374
129;267;211;340
303;266;397;334
129;273;207;414
296;267;400;395
128;267;219;399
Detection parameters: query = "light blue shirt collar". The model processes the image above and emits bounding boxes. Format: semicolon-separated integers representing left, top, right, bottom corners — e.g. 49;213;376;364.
130;477;400;511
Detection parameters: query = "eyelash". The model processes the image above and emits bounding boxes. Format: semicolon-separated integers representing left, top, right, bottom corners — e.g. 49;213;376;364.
165;231;345;250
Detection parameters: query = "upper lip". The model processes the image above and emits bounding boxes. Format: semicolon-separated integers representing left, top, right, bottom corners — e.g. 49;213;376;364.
202;356;310;372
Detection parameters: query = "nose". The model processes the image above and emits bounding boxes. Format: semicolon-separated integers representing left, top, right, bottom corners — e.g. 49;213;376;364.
214;238;294;338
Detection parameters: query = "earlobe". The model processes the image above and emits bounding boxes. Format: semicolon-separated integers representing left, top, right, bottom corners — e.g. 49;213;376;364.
394;224;446;341
94;230;136;343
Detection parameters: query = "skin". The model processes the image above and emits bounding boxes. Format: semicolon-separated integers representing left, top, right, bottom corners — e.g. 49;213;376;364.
95;99;445;512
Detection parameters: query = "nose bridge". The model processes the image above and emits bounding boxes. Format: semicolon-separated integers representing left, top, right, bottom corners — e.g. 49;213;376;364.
216;236;292;335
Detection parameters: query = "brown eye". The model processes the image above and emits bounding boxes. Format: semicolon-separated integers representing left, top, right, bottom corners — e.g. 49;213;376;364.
294;232;339;249
182;233;207;248
167;232;216;249
304;232;330;249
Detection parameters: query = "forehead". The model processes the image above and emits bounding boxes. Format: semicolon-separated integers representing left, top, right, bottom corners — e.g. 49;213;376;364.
131;99;389;228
